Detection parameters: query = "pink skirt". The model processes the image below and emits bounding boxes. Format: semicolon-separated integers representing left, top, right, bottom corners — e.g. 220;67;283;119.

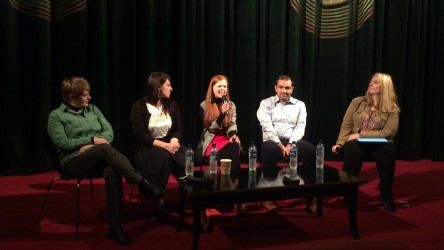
204;130;230;156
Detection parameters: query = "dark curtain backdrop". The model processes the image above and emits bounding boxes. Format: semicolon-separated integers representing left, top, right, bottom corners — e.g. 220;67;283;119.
1;0;443;175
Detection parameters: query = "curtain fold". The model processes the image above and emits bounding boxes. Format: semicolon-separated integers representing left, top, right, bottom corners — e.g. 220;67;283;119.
0;0;442;175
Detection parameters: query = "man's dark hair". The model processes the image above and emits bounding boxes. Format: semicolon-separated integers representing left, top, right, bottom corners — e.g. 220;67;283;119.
276;75;293;86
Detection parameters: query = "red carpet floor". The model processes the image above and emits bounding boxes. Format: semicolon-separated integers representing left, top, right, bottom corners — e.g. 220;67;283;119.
0;160;443;250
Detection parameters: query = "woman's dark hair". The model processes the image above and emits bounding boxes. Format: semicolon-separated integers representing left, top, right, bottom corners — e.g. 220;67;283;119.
145;72;174;114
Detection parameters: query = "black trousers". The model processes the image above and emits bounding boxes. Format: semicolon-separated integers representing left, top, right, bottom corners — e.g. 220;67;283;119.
261;139;316;180
342;140;396;202
64;144;142;224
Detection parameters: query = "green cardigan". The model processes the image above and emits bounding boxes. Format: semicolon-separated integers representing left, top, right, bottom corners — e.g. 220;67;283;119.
47;103;114;167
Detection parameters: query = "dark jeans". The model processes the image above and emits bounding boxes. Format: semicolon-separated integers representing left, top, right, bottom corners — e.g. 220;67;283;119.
261;139;316;180
342;140;396;202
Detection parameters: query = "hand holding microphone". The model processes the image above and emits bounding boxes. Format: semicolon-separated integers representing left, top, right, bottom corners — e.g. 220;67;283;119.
222;95;230;116
332;145;342;154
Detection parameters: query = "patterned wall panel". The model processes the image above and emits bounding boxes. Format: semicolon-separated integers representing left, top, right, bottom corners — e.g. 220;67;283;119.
290;0;374;38
9;0;86;20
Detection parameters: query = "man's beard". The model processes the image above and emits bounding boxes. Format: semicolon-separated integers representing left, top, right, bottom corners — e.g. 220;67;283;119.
279;94;289;102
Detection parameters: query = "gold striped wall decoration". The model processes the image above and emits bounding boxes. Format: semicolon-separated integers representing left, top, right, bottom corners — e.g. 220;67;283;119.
9;0;87;21
290;0;374;39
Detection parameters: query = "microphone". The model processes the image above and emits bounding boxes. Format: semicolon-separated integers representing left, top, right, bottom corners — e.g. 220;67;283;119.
222;95;230;116
335;145;343;154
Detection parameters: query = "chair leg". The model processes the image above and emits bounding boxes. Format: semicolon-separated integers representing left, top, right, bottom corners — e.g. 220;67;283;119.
129;184;141;208
41;176;98;241
129;184;135;204
76;180;81;241
40;177;62;218
89;179;96;209
121;184;134;219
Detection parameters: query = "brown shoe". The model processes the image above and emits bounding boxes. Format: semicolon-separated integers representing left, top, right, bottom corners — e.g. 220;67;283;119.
305;197;317;214
264;201;279;213
235;203;248;217
200;210;213;233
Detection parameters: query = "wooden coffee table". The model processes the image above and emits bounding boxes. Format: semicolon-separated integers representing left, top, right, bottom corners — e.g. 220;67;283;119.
174;165;367;250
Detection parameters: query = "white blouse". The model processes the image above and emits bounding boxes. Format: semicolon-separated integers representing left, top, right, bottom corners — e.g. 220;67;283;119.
146;103;172;138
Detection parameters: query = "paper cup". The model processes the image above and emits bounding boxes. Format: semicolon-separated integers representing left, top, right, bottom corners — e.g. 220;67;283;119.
220;159;232;175
220;175;233;190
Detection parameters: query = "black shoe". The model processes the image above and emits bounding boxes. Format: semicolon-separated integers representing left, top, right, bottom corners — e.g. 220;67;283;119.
236;203;248;217
342;197;350;207
154;199;178;226
108;224;133;246
383;200;396;213
200;214;213;233
138;179;164;199
156;210;178;225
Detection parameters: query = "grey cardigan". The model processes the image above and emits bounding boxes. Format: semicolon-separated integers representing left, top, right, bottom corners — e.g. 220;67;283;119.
195;100;238;160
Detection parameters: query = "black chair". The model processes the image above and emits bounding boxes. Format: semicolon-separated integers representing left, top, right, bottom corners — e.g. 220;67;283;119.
40;130;102;240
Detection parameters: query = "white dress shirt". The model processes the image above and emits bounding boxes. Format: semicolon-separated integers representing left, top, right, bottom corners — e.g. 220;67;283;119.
256;95;307;144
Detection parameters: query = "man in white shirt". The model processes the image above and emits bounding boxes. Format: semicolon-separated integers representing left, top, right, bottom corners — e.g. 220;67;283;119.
257;75;316;214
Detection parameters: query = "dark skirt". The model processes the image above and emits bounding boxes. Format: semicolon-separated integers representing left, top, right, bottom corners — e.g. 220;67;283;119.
134;145;185;189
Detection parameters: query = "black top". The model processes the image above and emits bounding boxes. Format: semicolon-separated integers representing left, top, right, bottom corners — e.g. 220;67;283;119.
130;97;183;147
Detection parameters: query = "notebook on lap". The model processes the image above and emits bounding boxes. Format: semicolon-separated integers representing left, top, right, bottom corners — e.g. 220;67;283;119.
356;138;388;144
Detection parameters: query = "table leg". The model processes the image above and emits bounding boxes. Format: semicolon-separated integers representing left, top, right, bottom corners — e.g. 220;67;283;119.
177;187;185;231
192;207;202;250
347;187;360;239
316;196;323;217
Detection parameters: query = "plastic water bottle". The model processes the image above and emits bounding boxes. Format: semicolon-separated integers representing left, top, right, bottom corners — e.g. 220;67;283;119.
316;140;324;169
248;169;257;188
289;141;298;170
185;144;194;176
209;144;218;174
316;167;324;183
248;141;257;171
209;172;218;190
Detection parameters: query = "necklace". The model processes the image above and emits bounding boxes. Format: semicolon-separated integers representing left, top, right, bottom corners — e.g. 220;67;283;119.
68;107;84;115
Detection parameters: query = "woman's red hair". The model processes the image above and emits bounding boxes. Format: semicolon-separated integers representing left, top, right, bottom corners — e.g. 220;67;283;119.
203;75;233;129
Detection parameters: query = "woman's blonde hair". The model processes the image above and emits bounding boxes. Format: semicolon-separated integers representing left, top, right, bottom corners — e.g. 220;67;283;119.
203;75;233;129
365;73;401;113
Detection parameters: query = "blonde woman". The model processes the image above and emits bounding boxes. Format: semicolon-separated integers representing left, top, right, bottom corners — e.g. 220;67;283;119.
332;73;401;213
